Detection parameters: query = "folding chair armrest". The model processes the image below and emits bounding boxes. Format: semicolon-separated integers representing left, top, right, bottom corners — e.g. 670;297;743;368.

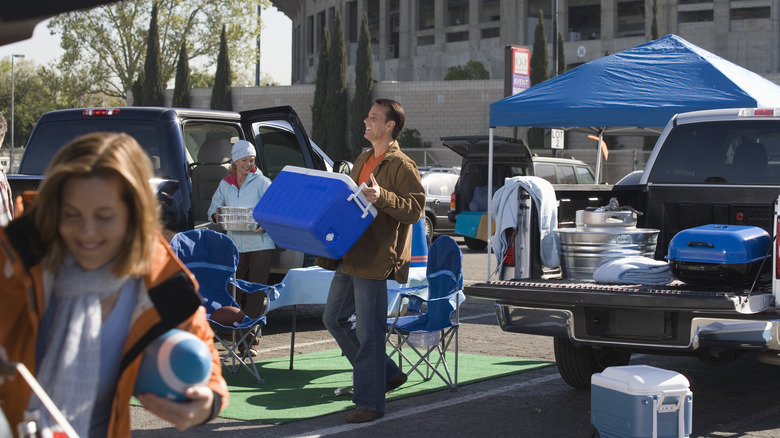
387;284;427;296
232;279;282;301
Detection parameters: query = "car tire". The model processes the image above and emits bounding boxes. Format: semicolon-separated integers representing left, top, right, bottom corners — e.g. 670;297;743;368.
553;337;631;390
423;216;434;242
464;236;487;251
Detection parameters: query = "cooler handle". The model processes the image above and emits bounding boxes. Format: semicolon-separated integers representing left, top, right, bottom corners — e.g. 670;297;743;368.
653;389;690;438
687;241;714;248
657;388;688;413
347;183;373;219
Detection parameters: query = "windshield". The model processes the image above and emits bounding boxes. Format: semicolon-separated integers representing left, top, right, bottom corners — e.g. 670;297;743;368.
647;120;780;185
20;119;171;177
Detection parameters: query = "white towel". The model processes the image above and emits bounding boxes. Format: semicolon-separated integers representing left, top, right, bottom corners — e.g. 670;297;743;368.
490;176;559;270
592;256;674;285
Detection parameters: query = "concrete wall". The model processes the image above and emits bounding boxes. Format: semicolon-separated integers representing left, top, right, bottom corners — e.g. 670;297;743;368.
174;79;518;151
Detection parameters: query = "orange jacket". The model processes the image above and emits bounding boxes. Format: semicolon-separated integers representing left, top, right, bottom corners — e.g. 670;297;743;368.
0;215;228;437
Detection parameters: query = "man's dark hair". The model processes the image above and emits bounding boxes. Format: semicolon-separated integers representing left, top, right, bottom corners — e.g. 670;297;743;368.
373;98;405;140
0;113;6;139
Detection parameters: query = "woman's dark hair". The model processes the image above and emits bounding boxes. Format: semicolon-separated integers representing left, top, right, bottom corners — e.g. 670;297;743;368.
373;98;405;140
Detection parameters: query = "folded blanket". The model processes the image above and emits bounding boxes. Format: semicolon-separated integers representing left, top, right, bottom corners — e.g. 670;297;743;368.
593;256;674;285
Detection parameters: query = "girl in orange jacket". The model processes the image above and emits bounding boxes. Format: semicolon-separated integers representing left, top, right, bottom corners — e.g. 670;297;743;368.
0;132;228;437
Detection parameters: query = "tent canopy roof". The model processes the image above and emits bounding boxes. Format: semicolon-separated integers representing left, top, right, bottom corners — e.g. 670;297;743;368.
489;34;780;133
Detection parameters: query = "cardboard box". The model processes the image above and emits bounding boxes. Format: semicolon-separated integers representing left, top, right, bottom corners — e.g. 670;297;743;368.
591;365;692;438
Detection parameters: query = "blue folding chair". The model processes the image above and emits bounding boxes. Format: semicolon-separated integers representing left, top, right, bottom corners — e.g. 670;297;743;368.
386;235;465;391
170;229;280;383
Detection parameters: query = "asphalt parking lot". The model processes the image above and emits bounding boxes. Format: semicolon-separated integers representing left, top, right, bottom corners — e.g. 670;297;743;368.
131;238;780;437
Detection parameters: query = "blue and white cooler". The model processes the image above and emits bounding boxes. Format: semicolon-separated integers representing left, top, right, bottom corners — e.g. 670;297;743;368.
591;365;692;438
253;166;377;259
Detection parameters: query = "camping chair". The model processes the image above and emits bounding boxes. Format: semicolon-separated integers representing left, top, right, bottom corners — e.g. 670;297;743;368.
170;229;280;383
386;235;465;391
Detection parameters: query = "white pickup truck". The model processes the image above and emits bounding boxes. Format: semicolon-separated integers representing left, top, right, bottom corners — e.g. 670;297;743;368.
465;107;780;389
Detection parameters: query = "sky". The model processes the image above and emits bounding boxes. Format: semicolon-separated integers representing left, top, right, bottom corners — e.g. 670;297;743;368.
0;4;292;86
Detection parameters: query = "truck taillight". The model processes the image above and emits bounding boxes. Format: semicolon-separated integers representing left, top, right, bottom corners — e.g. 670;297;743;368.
450;193;456;210
502;229;515;267
83;108;120;116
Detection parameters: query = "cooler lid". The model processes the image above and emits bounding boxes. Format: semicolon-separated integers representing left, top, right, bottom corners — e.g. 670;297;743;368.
666;224;771;264
592;365;690;395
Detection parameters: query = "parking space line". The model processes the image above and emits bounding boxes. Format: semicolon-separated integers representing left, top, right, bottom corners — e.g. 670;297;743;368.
295;373;560;437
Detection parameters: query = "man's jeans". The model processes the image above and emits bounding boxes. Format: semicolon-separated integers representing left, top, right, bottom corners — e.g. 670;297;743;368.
323;267;401;411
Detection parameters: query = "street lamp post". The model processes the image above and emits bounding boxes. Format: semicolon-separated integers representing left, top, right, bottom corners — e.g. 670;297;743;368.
10;53;25;174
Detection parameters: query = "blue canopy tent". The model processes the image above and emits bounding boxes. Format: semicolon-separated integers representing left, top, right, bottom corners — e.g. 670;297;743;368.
483;34;780;276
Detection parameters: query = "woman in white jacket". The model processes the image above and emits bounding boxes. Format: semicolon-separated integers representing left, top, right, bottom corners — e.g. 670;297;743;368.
208;140;275;354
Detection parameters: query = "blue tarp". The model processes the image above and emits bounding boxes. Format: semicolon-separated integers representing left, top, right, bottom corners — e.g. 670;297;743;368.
490;34;780;131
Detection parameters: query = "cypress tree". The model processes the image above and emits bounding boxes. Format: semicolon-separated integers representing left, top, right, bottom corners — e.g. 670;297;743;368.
651;0;659;40
211;25;233;111
141;3;164;107
172;42;191;108
557;30;566;74
325;11;348;160
311;29;331;148
528;10;549;149
131;73;144;106
350;12;373;157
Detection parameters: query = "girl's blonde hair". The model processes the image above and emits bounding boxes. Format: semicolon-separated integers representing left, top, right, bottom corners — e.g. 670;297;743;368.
34;132;161;277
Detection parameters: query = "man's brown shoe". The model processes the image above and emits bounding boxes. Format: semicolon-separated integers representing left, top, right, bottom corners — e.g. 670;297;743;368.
345;408;384;423
386;372;408;393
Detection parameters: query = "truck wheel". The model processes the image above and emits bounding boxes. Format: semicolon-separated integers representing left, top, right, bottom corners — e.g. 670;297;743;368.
553;338;631;390
464;236;487;250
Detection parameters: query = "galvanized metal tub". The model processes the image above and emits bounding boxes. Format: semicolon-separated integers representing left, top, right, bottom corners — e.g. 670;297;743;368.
555;209;659;280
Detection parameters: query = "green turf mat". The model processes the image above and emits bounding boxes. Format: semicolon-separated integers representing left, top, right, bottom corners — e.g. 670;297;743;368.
216;349;552;424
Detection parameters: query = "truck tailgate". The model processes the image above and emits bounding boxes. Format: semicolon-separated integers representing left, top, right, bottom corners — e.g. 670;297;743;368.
465;280;741;311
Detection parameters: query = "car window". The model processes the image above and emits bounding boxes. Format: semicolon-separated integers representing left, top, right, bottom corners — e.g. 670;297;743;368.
556;165;577;184
21;119;174;177
534;163;557;183
254;124;306;180
183;122;242;166
647;120;780;184
425;173;457;197
575;166;595;183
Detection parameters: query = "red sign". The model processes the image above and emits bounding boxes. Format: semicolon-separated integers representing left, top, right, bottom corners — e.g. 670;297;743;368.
511;47;531;95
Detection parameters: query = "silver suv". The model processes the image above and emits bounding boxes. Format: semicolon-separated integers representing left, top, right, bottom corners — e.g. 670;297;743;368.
532;156;595;184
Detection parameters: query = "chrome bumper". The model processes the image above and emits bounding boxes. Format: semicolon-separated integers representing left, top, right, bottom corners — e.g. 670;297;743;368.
497;304;780;351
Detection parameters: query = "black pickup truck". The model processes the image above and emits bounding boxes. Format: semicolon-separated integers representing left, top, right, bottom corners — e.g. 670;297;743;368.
8;106;341;279
465;107;780;389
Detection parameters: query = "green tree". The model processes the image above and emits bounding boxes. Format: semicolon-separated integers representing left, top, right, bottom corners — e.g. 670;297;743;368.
211;25;232;111
557;30;566;74
0;60;52;153
651;0;659;40
350;12;373;157
130;74;144;106
49;0;265;101
398;128;431;148
528;10;549;149
190;70;214;88
172;42;191;108
443;61;490;80
324;11;348;160
140;2;164;106
311;29;330;148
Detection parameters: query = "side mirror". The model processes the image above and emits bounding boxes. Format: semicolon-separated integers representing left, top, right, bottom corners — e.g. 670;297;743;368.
333;160;353;175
